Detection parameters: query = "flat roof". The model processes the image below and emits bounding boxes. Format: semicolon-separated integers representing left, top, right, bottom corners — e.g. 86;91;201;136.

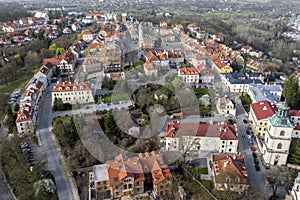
93;164;109;182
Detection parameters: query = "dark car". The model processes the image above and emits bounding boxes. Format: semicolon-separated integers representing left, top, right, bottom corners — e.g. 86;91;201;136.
254;158;259;165
252;152;257;158
255;164;261;171
243;119;248;124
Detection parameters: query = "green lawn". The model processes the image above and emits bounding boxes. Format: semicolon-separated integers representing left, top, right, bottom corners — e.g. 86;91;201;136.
102;93;130;103
0;73;33;95
194;88;209;99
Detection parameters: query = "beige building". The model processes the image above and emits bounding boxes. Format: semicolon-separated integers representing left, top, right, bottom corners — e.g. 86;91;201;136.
52;81;94;105
249;100;277;137
166;121;239;154
211;154;249;193
260;103;294;166
89;152;172;199
216;97;236;116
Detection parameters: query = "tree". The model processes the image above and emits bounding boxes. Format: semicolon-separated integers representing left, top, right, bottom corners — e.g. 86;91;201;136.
172;76;184;90
49;43;57;54
53;97;64;111
24;51;41;69
288;139;300;164
282;74;300;109
5;105;16;133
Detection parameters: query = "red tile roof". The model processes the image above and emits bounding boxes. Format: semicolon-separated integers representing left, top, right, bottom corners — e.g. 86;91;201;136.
211;154;248;185
166;121;238;140
179;67;199;75
106;151;171;187
52;81;91;92
16;104;34;123
250;100;277;120
290;110;300;117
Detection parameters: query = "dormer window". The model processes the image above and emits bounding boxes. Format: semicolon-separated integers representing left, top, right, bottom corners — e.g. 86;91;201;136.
59;87;62;91
73;86;77;90
80;86;84;90
66;86;70;90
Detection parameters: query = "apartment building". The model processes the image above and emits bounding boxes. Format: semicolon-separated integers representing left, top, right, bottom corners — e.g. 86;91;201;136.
52;81;94;105
216;97;236;116
166;121;238;154
89;151;172;199
211;154;249;192
178;67;200;84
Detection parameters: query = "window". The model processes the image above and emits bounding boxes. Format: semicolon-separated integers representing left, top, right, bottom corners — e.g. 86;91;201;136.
277;143;282;149
229;141;233;145
229;148;232;152
280;130;285;136
114;177;118;182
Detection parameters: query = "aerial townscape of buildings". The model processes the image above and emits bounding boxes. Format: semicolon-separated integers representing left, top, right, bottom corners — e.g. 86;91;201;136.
1;2;300;200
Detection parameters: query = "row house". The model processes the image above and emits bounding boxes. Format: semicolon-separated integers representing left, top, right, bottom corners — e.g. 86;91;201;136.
167;49;184;65
33;65;53;88
166;121;238;154
81;29;93;42
2;23;43;32
52;81;93;105
103;65;125;80
210;154;249;193
198;66;214;83
212;59;233;74
216;97;236;116
220;72;264;93
245;59;263;72
178;67;200;84
19;17;45;25
143;61;158;76
16;104;36;135
57;51;77;72
89;152;172;199
82;57;102;73
144;50;169;71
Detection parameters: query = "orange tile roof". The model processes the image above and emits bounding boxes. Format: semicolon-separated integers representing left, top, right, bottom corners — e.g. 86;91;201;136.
42;58;60;66
166;121;238;140
290;110;300;117
211;154;248;185
16;104;34;123
179;67;199;75
106;151;171;187
52;81;91;92
214;59;228;69
144;60;156;70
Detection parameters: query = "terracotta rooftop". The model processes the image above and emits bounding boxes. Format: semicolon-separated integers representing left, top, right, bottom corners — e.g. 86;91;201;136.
250;100;277;121
211;154;248;185
166;121;238;140
179;67;199;75
290;110;300;117
106;151;171;187
52;81;91;92
16;104;34;123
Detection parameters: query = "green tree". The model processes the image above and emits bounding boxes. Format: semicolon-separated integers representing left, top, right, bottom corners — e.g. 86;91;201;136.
282;74;300;109
172;76;184;90
103;113;120;139
53;97;64;111
24;51;41;69
288;139;300;164
49;43;57;54
55;48;66;56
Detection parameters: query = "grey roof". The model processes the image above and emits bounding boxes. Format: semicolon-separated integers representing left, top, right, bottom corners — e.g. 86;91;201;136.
93;164;109;182
223;72;263;84
249;84;283;104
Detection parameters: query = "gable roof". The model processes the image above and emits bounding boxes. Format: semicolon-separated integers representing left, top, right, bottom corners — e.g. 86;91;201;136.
250;100;277;120
166;121;238;140
211;154;248;185
52;81;91;92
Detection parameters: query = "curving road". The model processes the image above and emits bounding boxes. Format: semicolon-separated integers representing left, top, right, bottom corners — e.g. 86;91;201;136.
37;84;74;200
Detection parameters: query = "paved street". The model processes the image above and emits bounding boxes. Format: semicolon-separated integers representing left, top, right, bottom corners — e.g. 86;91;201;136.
37;84;74;200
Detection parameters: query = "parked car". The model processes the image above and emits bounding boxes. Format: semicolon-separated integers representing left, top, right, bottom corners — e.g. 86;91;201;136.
243;119;248;124
250;146;255;152
252;152;257;158
254;158;259;165
255;164;261;171
248;140;253;145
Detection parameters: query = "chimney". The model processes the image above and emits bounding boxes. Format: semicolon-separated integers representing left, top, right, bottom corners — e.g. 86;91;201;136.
263;106;268;111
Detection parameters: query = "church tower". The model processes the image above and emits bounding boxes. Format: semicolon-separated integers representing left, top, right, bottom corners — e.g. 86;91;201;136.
262;102;294;166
